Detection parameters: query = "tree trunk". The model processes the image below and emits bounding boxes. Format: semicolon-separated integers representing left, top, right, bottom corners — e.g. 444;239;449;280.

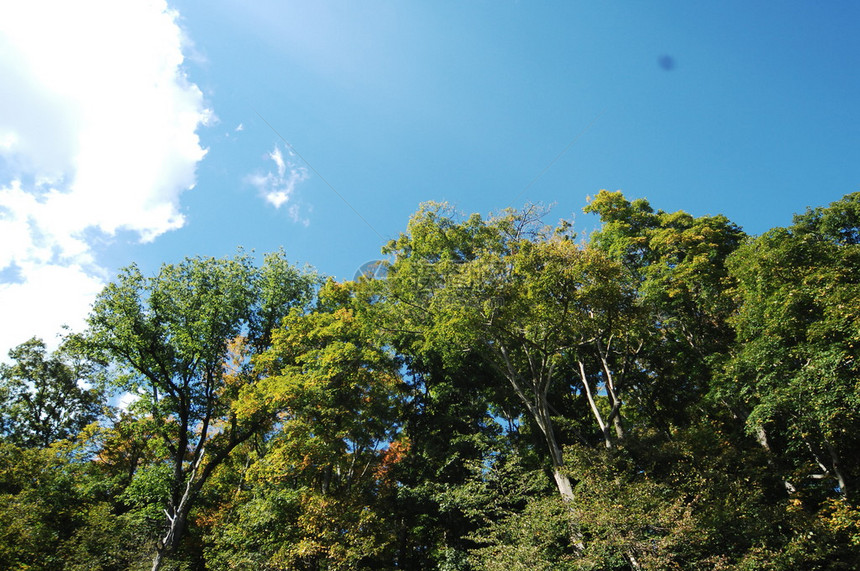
534;396;585;552
151;504;189;571
150;449;204;571
151;550;164;571
578;361;613;449
824;438;848;497
553;467;575;502
493;345;585;550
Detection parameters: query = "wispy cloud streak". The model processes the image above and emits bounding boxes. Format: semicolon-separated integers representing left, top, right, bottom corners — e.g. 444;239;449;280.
248;145;310;222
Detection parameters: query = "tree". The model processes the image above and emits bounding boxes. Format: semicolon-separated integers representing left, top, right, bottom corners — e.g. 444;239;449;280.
378;348;506;568
0;337;105;448
85;250;318;570
584;190;746;429
207;280;406;569
724;192;860;501
0;430;155;571
0;441;84;569
378;203;646;545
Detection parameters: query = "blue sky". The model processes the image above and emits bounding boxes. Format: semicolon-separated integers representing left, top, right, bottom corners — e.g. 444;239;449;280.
1;1;859;357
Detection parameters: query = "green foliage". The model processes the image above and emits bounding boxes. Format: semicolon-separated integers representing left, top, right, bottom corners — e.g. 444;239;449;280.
440;452;579;571
0;442;79;569
0;337;106;448
85;249;319;568
381;203;642;477
585;190;747;430
5;193;860;569
0;440;153;570
121;462;173;519
203;484;305;570
471;494;580;571
204;282;406;569
724;193;860;500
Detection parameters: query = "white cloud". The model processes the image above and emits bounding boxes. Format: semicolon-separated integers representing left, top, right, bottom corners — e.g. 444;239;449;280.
248;144;310;216
0;0;210;358
0;263;105;356
117;391;141;412
270;147;287;178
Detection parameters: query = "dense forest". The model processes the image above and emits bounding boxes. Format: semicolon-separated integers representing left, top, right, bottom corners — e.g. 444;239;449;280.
1;190;859;570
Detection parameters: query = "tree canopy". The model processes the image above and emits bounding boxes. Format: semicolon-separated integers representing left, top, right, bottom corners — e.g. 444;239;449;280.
1;193;858;570
85;249;318;570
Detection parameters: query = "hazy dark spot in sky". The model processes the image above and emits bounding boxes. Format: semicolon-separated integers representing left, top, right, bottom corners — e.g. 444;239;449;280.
658;55;676;71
